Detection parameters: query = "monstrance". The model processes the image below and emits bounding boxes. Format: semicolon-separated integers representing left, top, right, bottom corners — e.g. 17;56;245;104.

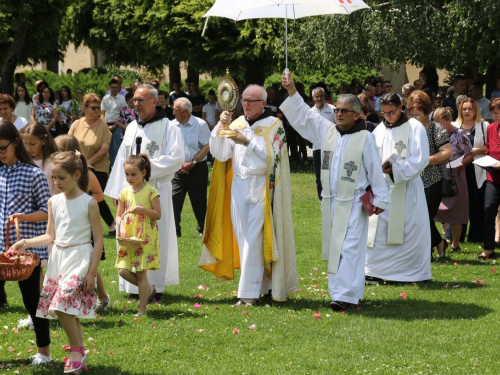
217;68;240;137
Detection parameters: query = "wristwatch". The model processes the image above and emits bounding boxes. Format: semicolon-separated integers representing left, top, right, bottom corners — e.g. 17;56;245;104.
192;159;197;164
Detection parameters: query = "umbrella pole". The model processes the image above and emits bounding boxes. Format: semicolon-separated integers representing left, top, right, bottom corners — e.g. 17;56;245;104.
285;7;288;69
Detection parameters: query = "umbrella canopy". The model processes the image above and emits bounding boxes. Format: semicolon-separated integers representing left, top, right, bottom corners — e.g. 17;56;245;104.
204;0;370;21
203;0;370;68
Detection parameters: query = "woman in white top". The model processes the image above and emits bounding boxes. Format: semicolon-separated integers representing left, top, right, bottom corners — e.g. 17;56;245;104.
57;85;75;131
0;93;28;130
13;83;34;121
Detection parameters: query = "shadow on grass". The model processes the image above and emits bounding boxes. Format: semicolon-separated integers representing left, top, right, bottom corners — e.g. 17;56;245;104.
0;360;140;374
355;299;494;321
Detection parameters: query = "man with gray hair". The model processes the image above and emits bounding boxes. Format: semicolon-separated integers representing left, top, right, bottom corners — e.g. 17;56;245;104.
199;84;298;306
105;83;185;303
281;71;390;312
171;97;211;238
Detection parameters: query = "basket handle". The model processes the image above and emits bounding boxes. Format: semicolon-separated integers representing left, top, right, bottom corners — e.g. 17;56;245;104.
5;217;20;251
119;209;144;238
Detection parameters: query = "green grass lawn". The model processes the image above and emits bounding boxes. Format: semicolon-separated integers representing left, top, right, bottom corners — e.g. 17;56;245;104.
1;164;500;374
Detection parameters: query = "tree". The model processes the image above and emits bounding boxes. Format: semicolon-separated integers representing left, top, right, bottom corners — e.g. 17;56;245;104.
285;0;500;89
0;0;73;95
61;0;283;84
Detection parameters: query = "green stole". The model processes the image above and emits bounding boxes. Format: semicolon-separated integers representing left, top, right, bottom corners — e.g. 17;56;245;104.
321;126;368;274
367;121;411;247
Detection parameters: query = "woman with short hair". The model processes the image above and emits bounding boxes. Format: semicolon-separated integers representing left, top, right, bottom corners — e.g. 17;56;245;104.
0;93;29;130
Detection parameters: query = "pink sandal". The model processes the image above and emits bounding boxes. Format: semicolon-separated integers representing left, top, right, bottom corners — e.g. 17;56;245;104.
64;347;87;373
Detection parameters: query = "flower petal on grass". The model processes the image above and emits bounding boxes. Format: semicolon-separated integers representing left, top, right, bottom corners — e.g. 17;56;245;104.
197;329;205;333
475;279;484;285
63;345;70;351
248;324;256;330
108;351;116;356
312;267;318;271
492;268;496;273
193;303;201;308
453;284;460;289
241;310;249;315
233;327;239;334
454;262;459;266
151;324;157;329
313;313;321;318
399;293;407;299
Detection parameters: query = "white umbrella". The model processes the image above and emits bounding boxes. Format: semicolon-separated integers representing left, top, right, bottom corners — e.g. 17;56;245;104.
203;0;370;68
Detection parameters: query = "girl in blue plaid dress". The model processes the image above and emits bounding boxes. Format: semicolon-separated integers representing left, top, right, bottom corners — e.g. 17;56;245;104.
9;150;103;374
0;120;52;365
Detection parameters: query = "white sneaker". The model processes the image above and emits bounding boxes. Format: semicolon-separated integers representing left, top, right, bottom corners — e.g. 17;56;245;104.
30;353;52;365
17;315;34;330
97;294;111;310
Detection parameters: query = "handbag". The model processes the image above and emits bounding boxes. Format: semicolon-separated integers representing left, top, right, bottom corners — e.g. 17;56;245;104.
441;163;458;198
429;122;458;197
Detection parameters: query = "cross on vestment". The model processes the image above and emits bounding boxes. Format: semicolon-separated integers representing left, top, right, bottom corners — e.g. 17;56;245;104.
146;141;159;157
395;140;407;156
344;161;358;178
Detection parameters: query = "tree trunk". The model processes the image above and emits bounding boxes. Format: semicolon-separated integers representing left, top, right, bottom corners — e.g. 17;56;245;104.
46;51;59;74
1;0;32;96
168;61;181;92
187;64;198;86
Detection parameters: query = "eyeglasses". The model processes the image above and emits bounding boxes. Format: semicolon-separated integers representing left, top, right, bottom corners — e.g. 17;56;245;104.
0;141;13;154
86;106;100;111
132;98;154;104
333;108;355;115
242;99;263;104
380;108;400;116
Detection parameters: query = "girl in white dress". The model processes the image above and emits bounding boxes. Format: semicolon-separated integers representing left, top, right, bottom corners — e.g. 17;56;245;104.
9;151;103;374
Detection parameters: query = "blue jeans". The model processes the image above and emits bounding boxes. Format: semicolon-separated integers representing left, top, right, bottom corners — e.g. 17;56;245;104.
109;126;122;168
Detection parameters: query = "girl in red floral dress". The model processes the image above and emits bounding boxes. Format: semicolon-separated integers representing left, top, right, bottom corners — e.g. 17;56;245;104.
115;154;160;316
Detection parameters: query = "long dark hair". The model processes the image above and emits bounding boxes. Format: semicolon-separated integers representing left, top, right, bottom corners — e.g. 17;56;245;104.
0;120;36;167
39;87;55;105
124;153;151;181
14;84;32;104
60;85;72;101
20;122;58;165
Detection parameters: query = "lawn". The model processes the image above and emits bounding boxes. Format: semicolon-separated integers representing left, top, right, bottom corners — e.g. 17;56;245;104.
1;164;499;374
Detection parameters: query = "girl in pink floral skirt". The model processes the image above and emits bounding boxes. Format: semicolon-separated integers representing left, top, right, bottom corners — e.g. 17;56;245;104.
115;154;160;316
9;150;103;374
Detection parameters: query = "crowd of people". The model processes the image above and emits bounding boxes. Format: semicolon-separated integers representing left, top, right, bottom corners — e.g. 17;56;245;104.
1;69;500;372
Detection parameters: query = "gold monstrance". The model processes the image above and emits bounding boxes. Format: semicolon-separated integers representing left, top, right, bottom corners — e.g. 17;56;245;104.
217;68;239;137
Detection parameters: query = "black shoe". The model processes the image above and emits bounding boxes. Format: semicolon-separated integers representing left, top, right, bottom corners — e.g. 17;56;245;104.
365;276;383;285
477;251;497;260
108;230;116;236
176;232;181;238
330;301;348;312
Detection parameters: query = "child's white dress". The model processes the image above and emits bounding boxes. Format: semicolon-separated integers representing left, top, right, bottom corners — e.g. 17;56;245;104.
37;193;97;319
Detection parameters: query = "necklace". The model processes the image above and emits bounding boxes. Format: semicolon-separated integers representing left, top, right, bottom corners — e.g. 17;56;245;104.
460;124;474;136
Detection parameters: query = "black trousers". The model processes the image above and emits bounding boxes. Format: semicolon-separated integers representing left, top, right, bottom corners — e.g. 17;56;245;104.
172;161;208;234
483;180;500;250
93;170;115;226
0;264;51;347
313;149;322;201
424;180;444;248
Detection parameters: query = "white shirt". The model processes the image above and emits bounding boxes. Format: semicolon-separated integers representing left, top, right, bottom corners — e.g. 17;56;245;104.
0;116;28;131
477;97;492;121
101;94;127;123
14;102;33;122
310;103;336;150
172;115;211;162
202;102;222;127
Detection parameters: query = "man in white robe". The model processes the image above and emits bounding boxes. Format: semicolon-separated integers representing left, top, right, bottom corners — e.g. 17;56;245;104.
280;72;391;311
365;93;431;283
105;84;185;298
199;85;298;306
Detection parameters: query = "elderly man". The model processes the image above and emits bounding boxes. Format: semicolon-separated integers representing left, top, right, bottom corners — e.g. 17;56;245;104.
105;84;185;300
171;98;211;238
311;87;336;200
365;93;431;284
199;84;298;306
281;72;390;312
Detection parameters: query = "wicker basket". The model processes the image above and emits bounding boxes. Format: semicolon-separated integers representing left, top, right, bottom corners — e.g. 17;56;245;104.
0;218;40;281
116;210;145;250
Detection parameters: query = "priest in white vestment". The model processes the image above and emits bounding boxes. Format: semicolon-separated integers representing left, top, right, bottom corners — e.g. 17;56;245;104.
105;84;185;297
280;72;391;312
365;93;432;282
199;85;298;306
